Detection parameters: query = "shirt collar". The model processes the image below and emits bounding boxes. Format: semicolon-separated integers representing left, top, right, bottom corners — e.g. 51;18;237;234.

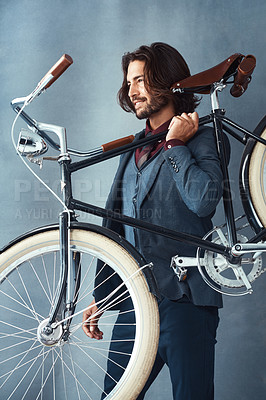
145;119;172;136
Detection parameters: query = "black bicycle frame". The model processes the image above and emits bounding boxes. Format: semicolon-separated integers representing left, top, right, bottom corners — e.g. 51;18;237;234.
53;110;266;264
12;104;266;325
13;105;266;261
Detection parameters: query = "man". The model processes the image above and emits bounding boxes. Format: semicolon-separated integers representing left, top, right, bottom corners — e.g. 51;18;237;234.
83;42;224;399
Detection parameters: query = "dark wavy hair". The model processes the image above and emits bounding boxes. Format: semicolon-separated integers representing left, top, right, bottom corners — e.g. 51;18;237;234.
118;42;200;115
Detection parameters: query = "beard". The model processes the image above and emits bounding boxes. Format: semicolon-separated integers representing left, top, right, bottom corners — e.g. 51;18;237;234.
134;96;169;120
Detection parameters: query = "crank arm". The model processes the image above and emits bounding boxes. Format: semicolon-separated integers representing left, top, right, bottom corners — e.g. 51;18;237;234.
171;254;253;294
232;266;253;293
232;242;266;256
171;255;203;281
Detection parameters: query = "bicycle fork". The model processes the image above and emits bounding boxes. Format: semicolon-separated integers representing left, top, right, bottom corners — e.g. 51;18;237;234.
37;125;80;344
37;212;80;347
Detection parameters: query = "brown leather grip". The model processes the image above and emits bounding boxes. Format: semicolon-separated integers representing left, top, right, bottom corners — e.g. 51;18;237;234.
40;54;73;89
230;55;256;97
101;135;135;152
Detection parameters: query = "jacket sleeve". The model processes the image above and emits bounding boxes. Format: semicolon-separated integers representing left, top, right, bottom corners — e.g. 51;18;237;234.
162;126;226;217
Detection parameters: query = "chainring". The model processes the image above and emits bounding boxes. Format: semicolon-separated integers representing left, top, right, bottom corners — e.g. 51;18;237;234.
197;227;263;295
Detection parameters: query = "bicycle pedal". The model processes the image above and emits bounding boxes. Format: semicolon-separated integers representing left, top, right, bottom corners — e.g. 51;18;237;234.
170;256;188;281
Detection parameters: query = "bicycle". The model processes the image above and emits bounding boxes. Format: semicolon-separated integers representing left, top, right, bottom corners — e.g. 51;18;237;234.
0;52;265;399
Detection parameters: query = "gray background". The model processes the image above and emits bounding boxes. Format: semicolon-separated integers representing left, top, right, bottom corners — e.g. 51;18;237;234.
0;0;266;399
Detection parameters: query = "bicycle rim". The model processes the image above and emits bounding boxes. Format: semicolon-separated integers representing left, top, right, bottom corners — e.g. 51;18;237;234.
0;228;159;400
249;124;266;227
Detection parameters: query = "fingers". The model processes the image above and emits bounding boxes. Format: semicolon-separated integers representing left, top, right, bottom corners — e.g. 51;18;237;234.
82;300;103;340
167;112;199;142
187;111;199;129
173;112;198;130
83;312;103;340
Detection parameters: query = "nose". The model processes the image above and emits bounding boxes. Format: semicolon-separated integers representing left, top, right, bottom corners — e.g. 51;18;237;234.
128;82;139;99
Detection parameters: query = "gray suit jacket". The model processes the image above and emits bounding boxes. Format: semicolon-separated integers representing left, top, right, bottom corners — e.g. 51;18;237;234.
97;125;226;307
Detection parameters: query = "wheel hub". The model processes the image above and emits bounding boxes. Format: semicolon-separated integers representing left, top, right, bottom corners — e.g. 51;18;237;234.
37;318;63;346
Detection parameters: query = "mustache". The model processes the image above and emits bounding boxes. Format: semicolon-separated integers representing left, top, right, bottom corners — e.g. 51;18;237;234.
131;96;147;104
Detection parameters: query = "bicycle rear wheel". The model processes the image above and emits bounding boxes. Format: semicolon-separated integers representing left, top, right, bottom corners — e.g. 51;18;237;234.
247;116;266;228
0;227;159;400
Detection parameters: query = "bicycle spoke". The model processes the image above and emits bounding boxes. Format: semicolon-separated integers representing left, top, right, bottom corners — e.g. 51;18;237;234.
77;261;112;305
71;340;119;386
0;341;43;366
0;326;36;340
54;346;94;399
29;260;54;306
70;294;134;334
41;254;53;302
94;291;131;318
70;331;135;345
59;347;68;400
99;307;135;321
4;344;49;400
20;348;51;400
68;344;82;400
0;320;37;340
35;349;60;400
0;303;39;322
61;289;131;334
0;337;35;358
0;339;40;388
52;350;56;400
85;344;126;371
0;343;48;381
41;350;45;400
0;282;44;321
70;335;132;357
17;266;42;323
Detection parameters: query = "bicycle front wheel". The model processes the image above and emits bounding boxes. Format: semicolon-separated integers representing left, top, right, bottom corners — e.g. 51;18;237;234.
248;116;266;228
0;227;159;400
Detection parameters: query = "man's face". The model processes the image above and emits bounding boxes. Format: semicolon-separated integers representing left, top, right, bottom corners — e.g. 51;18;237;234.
126;60;167;119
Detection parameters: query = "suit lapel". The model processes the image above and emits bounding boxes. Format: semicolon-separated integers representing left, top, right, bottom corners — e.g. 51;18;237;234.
105;129;145;210
106;128;165;210
138;151;165;207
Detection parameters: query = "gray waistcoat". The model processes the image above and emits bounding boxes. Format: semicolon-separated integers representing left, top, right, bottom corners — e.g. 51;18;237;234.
122;151;161;249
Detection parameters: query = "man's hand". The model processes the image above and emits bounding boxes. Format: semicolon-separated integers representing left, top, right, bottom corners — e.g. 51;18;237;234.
166;112;199;143
82;298;103;340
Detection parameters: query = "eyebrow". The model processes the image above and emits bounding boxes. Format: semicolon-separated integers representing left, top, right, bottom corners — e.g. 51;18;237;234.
127;74;144;85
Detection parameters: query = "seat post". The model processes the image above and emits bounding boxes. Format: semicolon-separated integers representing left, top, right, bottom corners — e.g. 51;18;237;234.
210;82;226;111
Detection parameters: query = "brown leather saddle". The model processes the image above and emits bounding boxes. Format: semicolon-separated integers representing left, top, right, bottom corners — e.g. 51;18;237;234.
171;53;256;97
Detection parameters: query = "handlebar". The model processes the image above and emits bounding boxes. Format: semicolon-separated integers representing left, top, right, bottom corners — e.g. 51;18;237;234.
39;54;73;89
11;54;73;107
13;104;136;158
102;135;135;152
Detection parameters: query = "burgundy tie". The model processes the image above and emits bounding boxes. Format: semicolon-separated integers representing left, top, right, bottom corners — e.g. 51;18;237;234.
137;132;154;169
